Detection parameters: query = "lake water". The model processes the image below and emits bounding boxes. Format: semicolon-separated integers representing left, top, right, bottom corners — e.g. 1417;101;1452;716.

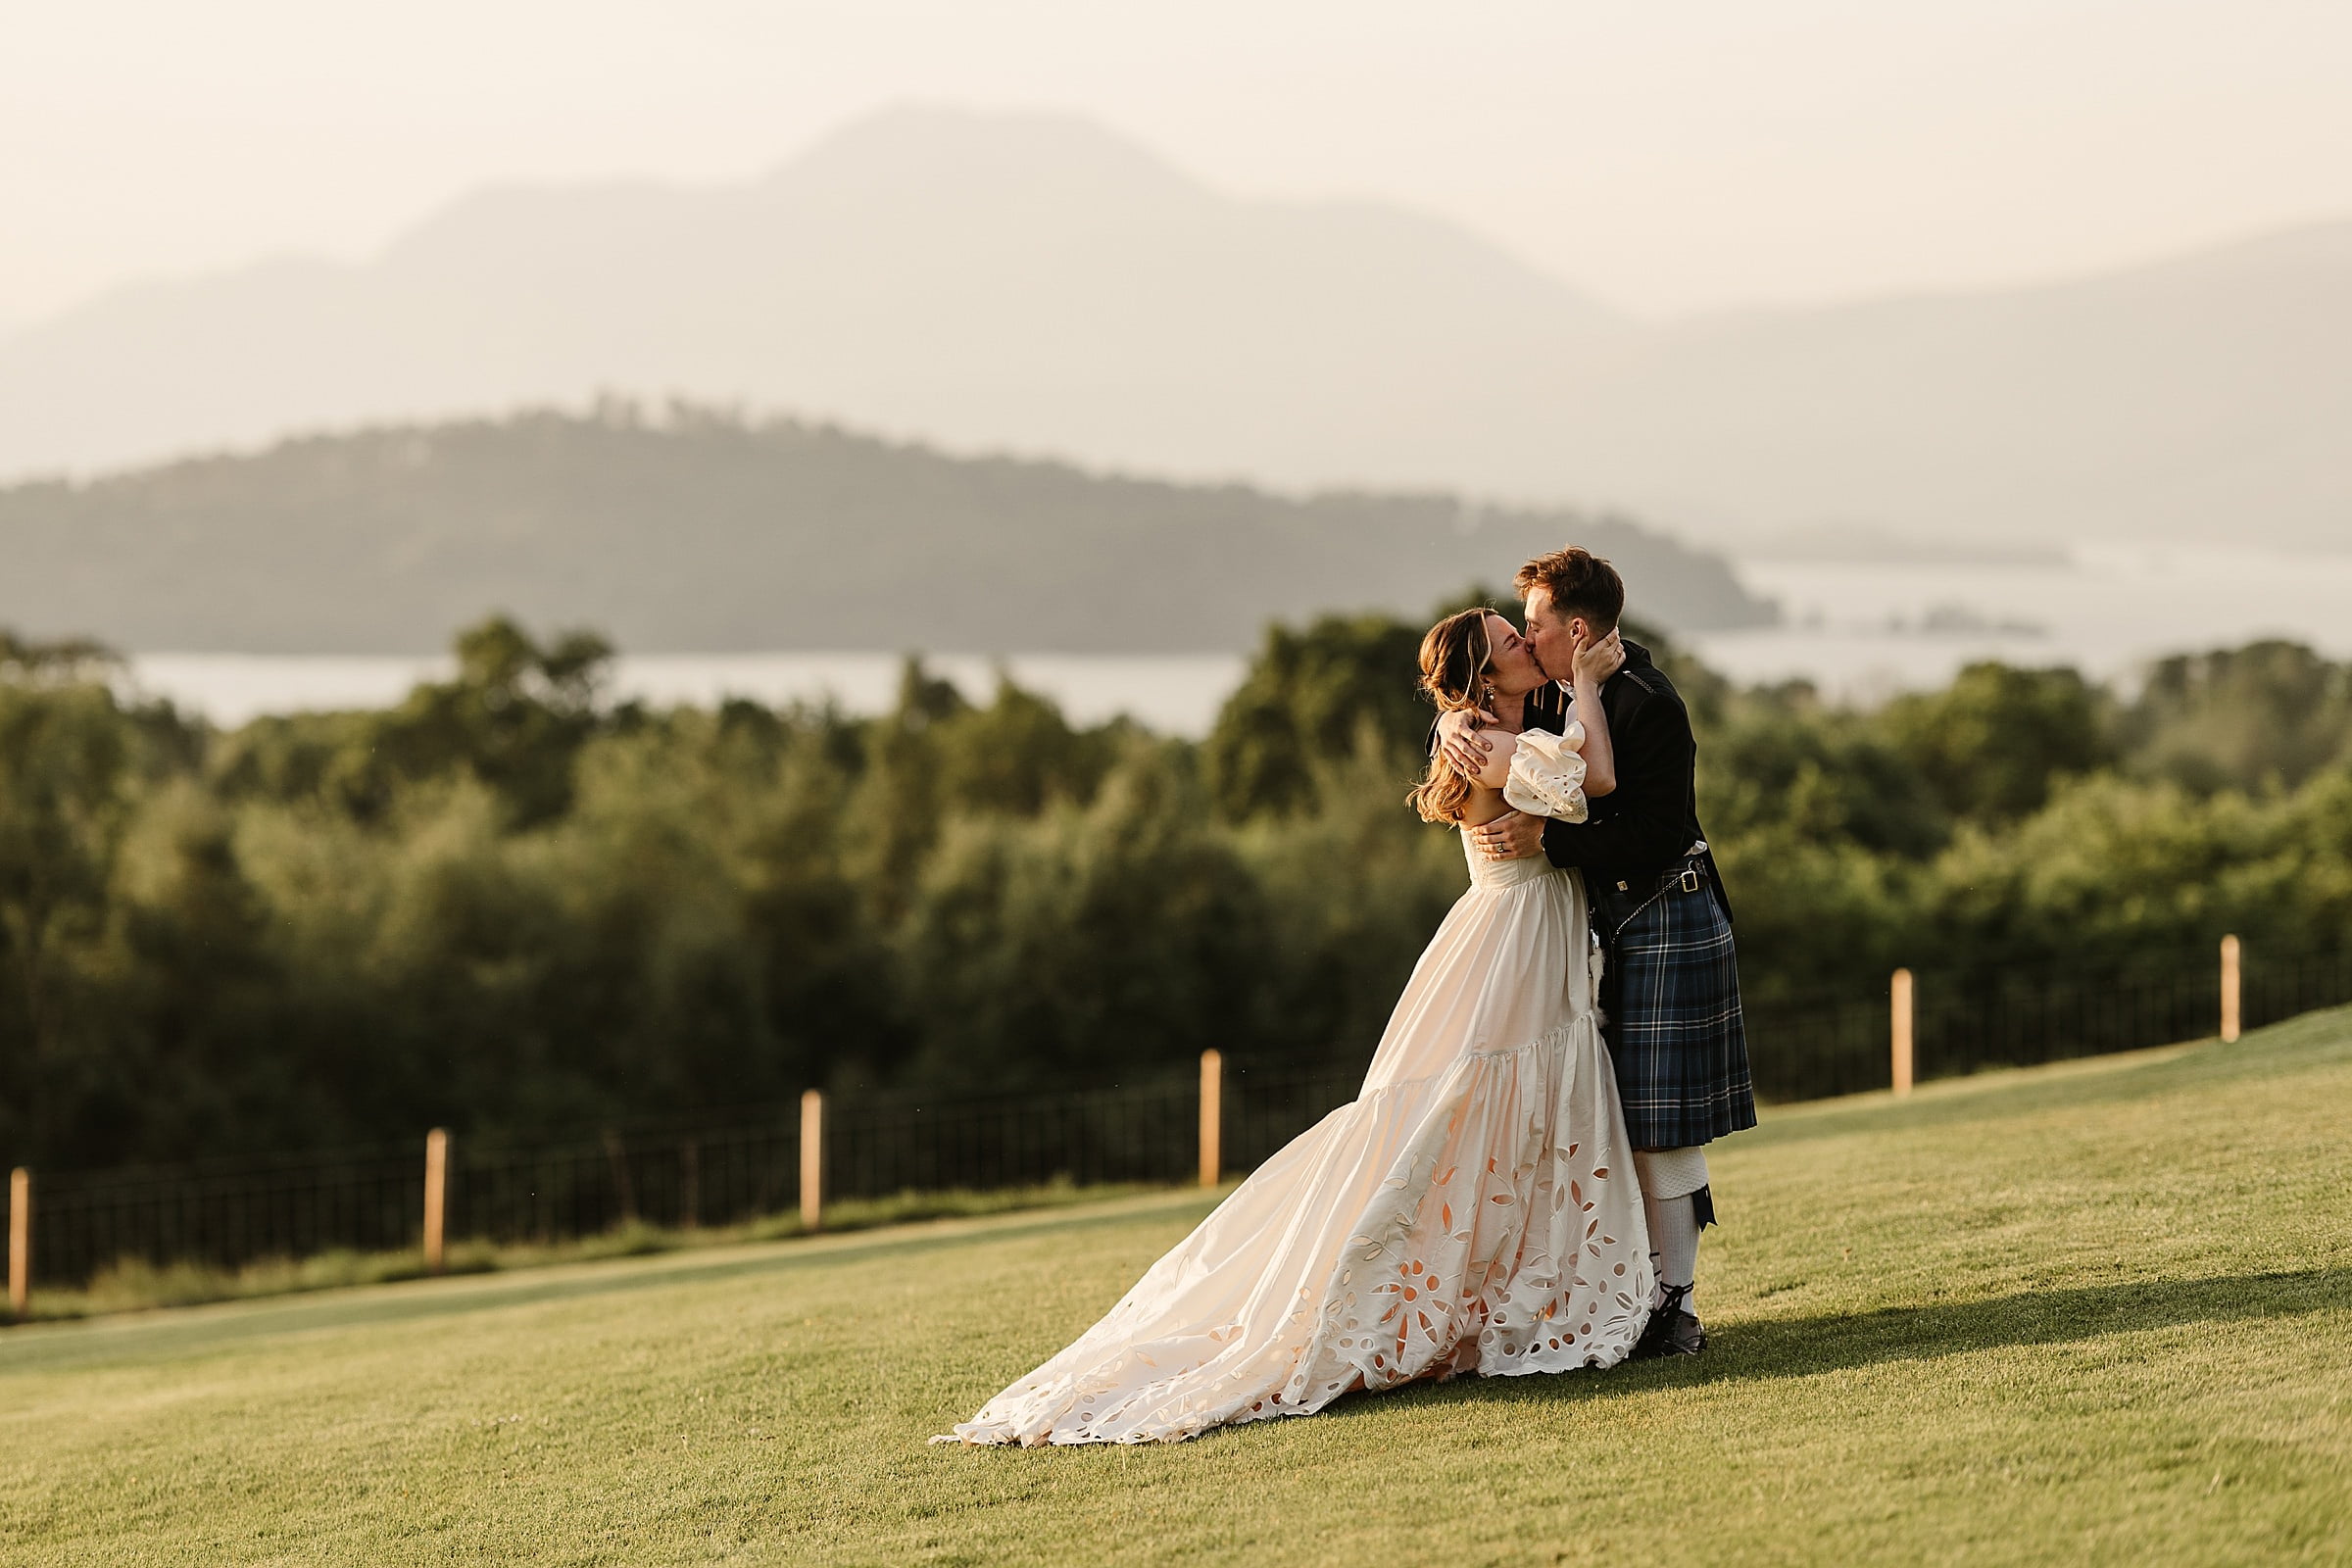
119;545;2352;732
1688;544;2352;702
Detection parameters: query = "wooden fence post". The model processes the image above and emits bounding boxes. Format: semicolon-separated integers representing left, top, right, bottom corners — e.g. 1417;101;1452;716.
422;1129;449;1276
1890;968;1915;1097
8;1167;27;1316
2221;934;2242;1043
800;1090;825;1233
601;1129;638;1224
1199;1050;1223;1188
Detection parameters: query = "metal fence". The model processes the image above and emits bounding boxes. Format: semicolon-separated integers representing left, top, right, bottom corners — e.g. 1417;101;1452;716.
15;939;2352;1293
22;1067;1368;1289
25;1113;814;1289
1743;941;2352;1102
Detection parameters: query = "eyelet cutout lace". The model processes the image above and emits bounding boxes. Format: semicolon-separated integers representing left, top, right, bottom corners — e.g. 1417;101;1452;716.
937;827;1651;1447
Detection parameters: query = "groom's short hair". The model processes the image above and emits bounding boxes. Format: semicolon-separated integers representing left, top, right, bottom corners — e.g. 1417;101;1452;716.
1515;548;1624;633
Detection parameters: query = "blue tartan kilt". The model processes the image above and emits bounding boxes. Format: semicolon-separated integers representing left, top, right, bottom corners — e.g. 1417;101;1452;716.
1596;876;1757;1151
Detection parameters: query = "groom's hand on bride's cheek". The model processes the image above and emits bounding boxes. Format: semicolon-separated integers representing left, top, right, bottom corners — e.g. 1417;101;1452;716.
1470;810;1544;860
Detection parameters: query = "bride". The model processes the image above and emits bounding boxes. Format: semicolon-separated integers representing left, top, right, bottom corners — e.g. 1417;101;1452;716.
938;608;1651;1446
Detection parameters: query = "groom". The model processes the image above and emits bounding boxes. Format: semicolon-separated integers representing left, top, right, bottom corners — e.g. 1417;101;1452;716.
1437;546;1756;1358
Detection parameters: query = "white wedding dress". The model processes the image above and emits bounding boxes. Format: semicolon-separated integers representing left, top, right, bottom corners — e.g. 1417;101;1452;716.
938;727;1652;1446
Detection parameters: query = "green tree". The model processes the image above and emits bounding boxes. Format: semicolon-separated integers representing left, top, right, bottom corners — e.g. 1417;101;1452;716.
933;675;1119;817
0;681;135;1162
1879;662;2113;822
89;782;282;1162
212;615;613;828
899;743;1268;1090
842;659;970;924
2119;641;2352;795
1701;693;1948;858
1203;613;1430;820
1233;729;1468;1058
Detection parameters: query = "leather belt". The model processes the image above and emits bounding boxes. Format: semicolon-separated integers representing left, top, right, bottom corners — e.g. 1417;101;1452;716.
1608;850;1709;899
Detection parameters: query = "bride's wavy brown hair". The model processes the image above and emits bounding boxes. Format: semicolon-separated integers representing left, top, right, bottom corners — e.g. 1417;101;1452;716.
1407;608;1494;825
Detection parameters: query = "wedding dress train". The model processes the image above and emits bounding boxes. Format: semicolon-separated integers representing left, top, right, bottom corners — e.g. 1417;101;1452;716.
939;737;1651;1446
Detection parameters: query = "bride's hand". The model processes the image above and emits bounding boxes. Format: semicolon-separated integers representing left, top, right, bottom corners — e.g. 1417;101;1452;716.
1571;627;1625;688
1469;808;1544;860
1435;706;1499;778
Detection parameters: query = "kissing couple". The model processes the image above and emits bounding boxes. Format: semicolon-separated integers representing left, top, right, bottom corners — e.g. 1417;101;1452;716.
939;547;1757;1446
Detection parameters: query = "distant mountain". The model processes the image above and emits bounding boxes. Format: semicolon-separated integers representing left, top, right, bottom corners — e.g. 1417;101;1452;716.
0;108;1626;502
0;408;1770;654
2;106;2343;549
1544;222;2352;550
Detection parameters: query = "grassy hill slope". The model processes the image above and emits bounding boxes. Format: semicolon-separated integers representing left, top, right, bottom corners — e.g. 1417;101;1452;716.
3;1010;2346;1566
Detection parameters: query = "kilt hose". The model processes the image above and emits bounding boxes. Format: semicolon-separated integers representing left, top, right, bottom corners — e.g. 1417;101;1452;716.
1592;863;1758;1152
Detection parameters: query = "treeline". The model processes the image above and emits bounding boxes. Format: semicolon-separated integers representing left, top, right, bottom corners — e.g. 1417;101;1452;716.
3;614;2350;1173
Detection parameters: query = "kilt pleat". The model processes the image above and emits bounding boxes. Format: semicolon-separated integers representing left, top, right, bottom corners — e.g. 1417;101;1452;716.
1600;882;1757;1150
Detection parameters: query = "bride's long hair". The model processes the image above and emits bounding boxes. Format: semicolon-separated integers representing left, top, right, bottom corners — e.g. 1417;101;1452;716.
1407;608;1495;825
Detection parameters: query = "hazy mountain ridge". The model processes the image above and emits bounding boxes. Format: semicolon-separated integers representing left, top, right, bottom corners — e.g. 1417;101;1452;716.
2;106;2343;548
0;405;1769;654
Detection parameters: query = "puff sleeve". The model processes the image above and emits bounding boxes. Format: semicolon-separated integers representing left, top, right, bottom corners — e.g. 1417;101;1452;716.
1501;723;1589;823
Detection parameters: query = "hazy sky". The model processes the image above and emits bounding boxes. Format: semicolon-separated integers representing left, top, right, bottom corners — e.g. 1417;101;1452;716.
6;0;2348;330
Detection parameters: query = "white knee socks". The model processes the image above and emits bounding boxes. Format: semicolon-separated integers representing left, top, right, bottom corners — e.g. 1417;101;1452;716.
1647;1194;1701;1308
1634;1148;1710;1316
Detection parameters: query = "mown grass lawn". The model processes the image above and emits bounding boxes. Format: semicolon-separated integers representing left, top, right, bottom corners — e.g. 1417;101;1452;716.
4;1009;2349;1567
